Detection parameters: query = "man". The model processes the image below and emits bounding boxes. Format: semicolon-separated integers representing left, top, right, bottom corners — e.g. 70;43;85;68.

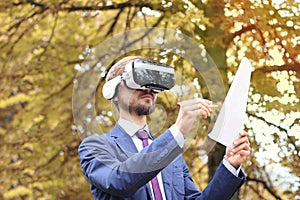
78;56;251;200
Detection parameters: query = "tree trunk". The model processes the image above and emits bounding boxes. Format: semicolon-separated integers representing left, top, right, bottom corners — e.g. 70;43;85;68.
202;1;239;199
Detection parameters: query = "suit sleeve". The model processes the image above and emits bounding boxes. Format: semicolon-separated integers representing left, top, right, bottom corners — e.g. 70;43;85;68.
78;130;183;198
182;159;246;200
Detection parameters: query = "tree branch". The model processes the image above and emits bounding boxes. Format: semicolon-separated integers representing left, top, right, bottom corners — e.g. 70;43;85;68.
38;11;59;61
227;22;300;77
21;1;165;16
253;62;300;78
120;14;165;52
35;150;61;173
226;24;256;43
245;182;268;200
1;8;46;51
105;8;124;36
256;63;300;72
247;177;282;200
26;0;47;11
248;111;300;158
2;11;49;69
44;76;75;101
62;2;163;12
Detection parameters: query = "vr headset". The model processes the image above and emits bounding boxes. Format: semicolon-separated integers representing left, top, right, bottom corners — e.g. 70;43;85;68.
102;59;175;100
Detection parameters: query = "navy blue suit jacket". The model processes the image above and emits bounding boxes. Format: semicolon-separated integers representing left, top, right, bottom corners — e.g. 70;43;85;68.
78;124;246;200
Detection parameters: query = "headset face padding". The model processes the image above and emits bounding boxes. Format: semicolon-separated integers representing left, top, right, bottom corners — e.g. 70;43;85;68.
102;76;122;100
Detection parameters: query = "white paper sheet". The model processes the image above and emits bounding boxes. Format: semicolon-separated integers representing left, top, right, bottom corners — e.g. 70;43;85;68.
208;57;252;148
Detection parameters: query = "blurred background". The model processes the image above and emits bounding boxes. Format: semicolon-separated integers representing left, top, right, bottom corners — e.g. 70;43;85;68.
0;0;299;199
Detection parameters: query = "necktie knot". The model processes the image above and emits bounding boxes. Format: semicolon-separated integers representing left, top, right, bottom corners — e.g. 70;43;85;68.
136;130;148;140
136;130;149;148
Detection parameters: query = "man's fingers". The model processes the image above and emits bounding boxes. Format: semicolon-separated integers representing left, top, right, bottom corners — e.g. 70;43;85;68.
239;130;248;137
177;98;212;107
175;98;215;135
225;130;251;167
178;98;213;118
239;149;251;157
184;109;209;119
233;133;250;146
231;142;250;153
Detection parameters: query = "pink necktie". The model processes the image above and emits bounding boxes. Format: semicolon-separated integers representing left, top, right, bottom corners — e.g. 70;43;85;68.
136;130;163;200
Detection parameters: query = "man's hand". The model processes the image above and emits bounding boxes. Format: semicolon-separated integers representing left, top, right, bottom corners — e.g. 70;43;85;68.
225;131;251;168
175;98;212;136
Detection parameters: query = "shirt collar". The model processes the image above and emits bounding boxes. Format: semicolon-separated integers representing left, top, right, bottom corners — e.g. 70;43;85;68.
118;118;150;137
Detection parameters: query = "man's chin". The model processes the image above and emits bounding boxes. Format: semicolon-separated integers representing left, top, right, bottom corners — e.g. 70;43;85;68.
135;104;156;116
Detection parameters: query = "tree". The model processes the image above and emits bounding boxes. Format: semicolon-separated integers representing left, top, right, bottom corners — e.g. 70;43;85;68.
0;0;299;199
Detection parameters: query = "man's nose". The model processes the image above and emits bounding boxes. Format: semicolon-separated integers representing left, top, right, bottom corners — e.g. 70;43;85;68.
144;88;153;93
137;88;152;92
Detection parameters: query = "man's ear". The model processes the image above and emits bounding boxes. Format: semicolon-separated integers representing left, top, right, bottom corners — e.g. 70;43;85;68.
112;96;118;103
112;98;119;112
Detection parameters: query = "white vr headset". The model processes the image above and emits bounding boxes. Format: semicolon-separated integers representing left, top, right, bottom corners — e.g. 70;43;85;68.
102;59;175;99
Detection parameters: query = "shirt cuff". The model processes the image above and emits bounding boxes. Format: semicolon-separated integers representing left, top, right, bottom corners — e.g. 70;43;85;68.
169;124;185;148
222;158;241;177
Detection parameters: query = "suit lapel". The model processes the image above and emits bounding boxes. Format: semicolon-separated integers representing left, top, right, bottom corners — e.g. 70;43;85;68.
109;125;138;156
109;125;154;198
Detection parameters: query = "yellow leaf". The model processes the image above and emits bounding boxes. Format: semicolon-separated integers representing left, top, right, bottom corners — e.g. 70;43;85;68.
4;186;32;198
0;93;30;108
34;115;45;123
22;168;35;177
0;127;6;135
23;143;34;152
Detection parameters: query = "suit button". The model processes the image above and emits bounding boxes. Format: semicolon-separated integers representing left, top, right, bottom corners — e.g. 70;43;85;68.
162;149;168;156
154;150;169;164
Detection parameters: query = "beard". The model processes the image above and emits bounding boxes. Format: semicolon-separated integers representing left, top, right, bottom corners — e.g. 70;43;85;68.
118;94;156;116
134;103;156;115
